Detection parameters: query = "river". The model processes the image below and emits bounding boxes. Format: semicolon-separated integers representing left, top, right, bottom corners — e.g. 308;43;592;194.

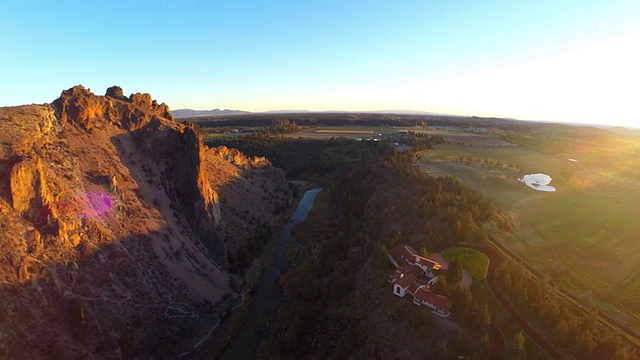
217;187;322;359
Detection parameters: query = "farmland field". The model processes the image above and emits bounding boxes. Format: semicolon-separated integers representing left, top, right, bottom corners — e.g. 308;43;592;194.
283;126;394;139
417;128;640;331
403;127;513;147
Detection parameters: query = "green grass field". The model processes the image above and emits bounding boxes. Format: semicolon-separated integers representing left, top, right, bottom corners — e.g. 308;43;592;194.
442;247;489;281
419;134;640;331
283;125;396;139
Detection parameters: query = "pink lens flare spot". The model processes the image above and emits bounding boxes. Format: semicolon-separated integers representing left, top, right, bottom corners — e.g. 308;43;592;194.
81;191;116;219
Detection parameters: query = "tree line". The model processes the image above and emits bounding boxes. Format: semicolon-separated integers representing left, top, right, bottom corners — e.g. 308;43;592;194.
495;260;639;359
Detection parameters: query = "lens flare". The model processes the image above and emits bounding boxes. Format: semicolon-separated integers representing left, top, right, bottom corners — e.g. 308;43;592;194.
55;191;116;220
82;191;115;218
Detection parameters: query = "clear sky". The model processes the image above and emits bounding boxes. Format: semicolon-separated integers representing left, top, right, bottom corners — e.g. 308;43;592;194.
1;1;639;127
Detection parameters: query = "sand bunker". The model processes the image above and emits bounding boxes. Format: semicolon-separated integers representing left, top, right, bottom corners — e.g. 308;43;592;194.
518;173;556;192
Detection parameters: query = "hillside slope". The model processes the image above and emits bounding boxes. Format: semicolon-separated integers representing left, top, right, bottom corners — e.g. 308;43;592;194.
0;86;290;358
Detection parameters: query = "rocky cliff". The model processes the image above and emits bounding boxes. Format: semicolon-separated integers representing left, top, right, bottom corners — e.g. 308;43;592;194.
0;86;291;358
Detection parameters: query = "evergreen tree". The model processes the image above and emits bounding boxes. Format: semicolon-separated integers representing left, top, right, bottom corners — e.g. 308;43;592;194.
448;260;463;286
419;246;429;258
482;304;492;329
514;331;526;360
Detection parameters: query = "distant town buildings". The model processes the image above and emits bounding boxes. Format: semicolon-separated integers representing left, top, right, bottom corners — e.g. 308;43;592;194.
388;244;453;317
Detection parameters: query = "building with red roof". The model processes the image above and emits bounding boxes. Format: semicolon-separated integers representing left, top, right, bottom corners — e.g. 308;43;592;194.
388;243;452;317
413;287;453;317
388;243;418;267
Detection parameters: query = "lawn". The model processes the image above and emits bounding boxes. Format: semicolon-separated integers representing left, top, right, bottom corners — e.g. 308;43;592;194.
442;247;489;281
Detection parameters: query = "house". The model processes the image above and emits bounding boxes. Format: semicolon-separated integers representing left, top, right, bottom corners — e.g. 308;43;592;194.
387;243;418;267
388;243;452;317
392;273;418;297
388;244;442;277
413;287;453;317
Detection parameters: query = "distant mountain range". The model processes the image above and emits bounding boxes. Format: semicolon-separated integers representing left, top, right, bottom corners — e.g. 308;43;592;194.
172;108;445;118
171;108;250;118
606;126;640;136
172;108;640;134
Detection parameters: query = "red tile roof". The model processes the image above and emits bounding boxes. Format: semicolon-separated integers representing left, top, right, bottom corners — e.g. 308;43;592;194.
404;264;424;277
389;243;419;267
407;282;422;295
414;288;453;310
396;273;418;289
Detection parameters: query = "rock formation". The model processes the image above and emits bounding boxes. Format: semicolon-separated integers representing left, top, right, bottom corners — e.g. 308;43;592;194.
0;86;291;358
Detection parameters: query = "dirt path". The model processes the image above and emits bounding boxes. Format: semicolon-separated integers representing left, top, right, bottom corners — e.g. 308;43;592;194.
413;149;430;162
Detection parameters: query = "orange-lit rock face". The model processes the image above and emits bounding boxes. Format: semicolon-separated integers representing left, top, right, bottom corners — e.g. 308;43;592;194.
9;157;40;213
52;85;172;131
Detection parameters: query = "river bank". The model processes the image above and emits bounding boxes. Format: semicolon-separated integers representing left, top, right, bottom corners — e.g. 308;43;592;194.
178;184;320;359
217;187;322;359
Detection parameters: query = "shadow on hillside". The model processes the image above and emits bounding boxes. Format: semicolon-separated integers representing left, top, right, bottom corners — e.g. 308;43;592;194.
0;226;226;359
100;129;295;358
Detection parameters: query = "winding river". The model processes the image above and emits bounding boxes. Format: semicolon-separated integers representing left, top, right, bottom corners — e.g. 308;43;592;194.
218;188;322;359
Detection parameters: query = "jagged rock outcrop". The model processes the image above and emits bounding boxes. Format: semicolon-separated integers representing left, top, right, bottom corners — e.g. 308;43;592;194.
0;86;292;358
53;85;172;131
10;156;49;214
211;145;272;169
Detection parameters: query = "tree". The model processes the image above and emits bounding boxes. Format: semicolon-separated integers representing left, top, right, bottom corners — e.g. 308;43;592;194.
514;331;526;360
474;226;489;244
373;243;390;271
516;287;529;305
553;319;570;347
448;260;463;286
495;263;512;289
574;331;596;358
482;304;492;329
419;246;429;258
432;275;450;296
595;332;621;359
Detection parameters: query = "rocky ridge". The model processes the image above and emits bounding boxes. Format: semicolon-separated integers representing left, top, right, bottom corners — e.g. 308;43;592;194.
0;86;291;358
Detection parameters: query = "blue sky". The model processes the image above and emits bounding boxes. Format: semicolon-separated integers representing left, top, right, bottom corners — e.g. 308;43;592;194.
1;1;639;126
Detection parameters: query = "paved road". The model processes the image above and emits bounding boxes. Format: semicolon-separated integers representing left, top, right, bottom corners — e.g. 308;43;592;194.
487;323;506;360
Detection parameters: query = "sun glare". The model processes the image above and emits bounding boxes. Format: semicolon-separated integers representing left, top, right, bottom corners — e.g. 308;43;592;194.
389;32;640;127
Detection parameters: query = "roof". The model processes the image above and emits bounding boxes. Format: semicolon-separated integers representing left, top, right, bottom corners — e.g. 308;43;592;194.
395;273;418;289
414;255;442;270
407;282;423;295
414;288;453;310
403;264;425;278
389;243;419;267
